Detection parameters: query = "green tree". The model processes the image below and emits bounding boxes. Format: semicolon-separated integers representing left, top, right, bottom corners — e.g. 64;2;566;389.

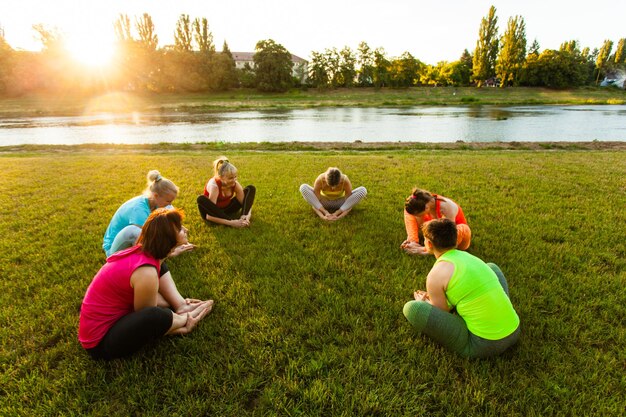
253;39;293;92
193;17;214;53
324;48;341;87
388;52;424;87
472;5;499;86
338;46;356;87
458;49;473;85
613;38;625;64
595;39;613;84
372;47;390;88
222;40;233;59
520;49;587;88
496;15;526;87
357;41;374;87
174;14;193;52
135;13;158;51
308;50;330;88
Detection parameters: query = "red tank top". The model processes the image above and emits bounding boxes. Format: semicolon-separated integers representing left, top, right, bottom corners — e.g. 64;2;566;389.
204;177;236;208
423;194;467;224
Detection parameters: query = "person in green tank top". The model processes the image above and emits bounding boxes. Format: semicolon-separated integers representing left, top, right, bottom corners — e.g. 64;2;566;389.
403;218;520;358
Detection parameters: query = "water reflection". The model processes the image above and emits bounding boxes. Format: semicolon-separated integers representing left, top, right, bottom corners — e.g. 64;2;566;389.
0;105;624;145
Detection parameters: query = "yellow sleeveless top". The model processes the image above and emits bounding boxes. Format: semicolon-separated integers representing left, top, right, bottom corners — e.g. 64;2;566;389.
320;176;346;199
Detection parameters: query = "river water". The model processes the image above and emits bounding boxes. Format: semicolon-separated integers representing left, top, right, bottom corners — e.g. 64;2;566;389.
0;105;624;145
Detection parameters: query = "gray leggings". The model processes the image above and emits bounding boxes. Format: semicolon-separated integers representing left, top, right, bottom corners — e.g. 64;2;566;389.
403;263;520;358
299;184;367;212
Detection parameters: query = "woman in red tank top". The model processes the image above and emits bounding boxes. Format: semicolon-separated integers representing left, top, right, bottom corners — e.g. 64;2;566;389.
197;156;256;228
401;188;472;254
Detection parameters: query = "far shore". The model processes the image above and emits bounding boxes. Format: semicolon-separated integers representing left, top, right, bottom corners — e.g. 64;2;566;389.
0;87;625;118
1;140;625;154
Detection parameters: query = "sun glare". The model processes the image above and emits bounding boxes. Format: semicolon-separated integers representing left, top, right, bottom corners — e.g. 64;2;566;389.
67;36;116;68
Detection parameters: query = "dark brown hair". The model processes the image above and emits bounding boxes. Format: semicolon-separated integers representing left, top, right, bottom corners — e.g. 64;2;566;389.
137;208;184;259
422;218;457;251
405;188;433;215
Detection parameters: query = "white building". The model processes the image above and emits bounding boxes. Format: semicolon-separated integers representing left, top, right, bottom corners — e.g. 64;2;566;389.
231;52;308;83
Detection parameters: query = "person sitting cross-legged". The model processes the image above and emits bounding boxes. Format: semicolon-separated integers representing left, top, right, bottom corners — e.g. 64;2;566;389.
403;218;520;358
79;208;213;360
299;167;367;221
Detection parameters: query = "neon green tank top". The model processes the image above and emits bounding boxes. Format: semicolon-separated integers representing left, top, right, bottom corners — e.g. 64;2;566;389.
437;250;520;340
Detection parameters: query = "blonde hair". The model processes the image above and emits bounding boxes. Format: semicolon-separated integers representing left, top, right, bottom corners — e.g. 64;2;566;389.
144;170;179;198
213;156;238;178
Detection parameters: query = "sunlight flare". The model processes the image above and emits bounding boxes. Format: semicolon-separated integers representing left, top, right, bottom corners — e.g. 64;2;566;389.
66;35;116;68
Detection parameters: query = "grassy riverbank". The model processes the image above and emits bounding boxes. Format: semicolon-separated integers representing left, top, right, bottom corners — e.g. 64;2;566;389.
1;86;625;117
0;148;624;415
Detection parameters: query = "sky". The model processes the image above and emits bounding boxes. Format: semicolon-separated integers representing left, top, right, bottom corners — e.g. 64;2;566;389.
1;0;625;64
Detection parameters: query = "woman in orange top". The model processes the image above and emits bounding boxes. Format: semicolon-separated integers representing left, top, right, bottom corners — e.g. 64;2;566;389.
197;156;256;228
401;188;471;255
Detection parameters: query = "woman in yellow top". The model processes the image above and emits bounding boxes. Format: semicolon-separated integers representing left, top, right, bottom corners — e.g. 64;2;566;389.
299;167;367;221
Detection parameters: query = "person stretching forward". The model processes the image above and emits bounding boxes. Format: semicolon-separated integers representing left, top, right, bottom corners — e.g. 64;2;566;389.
403;219;520;358
299;167;367;221
402;188;471;255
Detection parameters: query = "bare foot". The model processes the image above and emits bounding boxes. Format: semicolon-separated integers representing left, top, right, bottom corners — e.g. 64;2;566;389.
230;218;250;228
176;299;212;315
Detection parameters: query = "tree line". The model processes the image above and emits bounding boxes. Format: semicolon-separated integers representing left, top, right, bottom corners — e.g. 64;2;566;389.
0;6;624;96
308;6;625;89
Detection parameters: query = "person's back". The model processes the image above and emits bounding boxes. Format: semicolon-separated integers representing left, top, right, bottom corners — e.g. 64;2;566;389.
79;245;159;349
437;249;519;340
403;218;520;358
102;196;150;253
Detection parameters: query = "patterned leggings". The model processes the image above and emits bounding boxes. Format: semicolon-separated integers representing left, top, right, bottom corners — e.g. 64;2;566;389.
403;263;520;358
299;184;367;212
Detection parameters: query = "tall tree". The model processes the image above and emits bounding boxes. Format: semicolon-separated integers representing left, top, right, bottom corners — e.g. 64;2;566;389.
372;47;390;88
193;17;214;53
222;40;233;59
595;39;613;84
135;13;158;51
174;14;193;52
496;15;526;87
253;39;293;92
308;50;330;88
458;49;473;86
113;14;133;42
356;41;374;87
614;38;625;64
338;46;356;87
324;48;341;87
472;5;499;86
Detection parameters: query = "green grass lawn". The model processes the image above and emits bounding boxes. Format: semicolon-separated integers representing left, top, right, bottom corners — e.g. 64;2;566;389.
1;86;625;117
0;148;624;415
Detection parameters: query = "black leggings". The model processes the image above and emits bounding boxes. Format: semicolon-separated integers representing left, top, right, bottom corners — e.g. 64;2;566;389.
197;185;256;220
86;307;173;360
